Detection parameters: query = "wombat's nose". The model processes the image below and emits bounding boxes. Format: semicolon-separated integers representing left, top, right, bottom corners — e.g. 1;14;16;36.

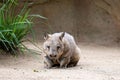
50;54;57;57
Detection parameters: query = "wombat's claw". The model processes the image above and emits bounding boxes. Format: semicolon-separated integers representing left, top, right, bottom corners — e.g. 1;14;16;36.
60;66;67;69
44;65;52;69
62;66;67;69
60;64;68;69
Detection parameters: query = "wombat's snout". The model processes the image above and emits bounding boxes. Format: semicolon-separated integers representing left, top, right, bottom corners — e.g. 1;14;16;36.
49;54;57;57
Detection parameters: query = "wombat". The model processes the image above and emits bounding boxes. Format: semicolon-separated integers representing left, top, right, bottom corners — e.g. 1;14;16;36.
43;32;81;68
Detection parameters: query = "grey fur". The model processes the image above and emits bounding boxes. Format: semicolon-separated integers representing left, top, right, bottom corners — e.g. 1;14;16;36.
43;32;81;68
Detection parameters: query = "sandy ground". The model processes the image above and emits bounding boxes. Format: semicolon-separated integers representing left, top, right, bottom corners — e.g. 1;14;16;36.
0;42;120;80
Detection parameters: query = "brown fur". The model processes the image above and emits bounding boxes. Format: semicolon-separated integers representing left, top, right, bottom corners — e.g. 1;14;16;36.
43;32;81;68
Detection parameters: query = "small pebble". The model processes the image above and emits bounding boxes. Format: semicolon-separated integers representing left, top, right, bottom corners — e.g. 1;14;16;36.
33;69;39;72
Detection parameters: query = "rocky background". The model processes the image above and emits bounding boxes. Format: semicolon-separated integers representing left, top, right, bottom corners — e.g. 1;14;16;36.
13;0;120;45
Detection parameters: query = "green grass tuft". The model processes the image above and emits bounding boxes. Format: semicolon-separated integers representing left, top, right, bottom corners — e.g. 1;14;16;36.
0;0;45;54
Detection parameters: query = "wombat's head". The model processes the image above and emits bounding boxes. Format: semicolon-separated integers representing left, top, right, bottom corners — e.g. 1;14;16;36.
43;32;65;59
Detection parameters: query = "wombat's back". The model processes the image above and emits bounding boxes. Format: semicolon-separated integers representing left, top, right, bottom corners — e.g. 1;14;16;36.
53;32;77;49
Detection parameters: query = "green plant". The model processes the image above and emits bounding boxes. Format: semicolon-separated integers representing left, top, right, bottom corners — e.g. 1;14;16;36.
0;0;46;54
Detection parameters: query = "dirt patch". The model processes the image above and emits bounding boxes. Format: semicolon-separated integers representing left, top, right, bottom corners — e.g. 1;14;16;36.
0;42;120;80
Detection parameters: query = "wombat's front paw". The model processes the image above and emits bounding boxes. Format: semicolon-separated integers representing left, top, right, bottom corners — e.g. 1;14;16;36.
60;64;67;68
59;57;70;68
44;56;53;69
44;61;52;69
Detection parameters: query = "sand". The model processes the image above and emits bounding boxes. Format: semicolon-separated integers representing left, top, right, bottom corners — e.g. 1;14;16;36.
0;42;120;80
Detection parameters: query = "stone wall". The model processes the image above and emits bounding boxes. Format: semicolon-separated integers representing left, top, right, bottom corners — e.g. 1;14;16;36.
20;0;120;45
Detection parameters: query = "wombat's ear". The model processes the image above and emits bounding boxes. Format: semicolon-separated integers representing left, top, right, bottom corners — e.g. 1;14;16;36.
44;33;51;40
59;32;65;41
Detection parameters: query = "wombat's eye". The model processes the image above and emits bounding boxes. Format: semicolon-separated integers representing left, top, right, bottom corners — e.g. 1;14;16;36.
57;46;60;50
47;46;50;49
